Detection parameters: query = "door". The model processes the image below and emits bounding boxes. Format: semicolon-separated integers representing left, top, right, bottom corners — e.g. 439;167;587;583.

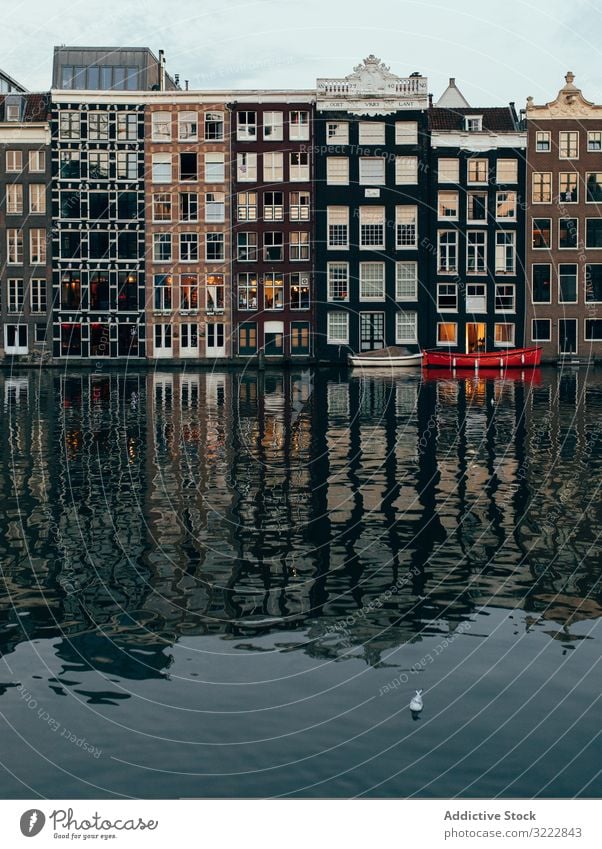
154;323;172;358
180;322;198;357
559;318;577;354
4;324;28;355
206;322;225;357
359;312;385;352
466;322;486;353
264;320;284;356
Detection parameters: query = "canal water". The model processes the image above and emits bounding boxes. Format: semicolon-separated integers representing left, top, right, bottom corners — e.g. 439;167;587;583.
0;367;600;799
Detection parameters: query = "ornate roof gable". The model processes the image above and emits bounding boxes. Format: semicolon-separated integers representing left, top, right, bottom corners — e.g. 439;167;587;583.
526;72;602;119
317;55;428;114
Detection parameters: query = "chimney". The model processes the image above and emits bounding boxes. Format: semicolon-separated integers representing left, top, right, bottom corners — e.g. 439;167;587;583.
158;49;165;91
429;92;433;107
449;77;456;87
185;80;189;91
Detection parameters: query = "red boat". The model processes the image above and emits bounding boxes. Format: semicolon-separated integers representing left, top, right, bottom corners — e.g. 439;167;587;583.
423;346;542;369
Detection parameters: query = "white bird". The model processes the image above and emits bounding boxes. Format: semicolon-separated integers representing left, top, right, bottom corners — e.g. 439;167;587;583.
410;689;423;712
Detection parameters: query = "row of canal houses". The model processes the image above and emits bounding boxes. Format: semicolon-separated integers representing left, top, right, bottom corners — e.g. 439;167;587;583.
1;48;601;364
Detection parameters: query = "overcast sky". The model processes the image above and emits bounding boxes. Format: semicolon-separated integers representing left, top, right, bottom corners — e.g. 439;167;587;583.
3;0;602;107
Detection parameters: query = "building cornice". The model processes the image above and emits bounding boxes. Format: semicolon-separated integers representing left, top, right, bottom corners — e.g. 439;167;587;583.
526;71;602;120
50;89;316;105
431;130;526;150
0;122;49;143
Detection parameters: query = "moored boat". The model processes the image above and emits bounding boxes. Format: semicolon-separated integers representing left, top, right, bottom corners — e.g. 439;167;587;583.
423;346;542;369
348;346;423;368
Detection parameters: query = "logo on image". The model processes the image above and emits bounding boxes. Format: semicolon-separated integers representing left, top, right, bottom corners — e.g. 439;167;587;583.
20;810;46;837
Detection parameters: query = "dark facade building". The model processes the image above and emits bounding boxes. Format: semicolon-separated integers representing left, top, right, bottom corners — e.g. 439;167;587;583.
526;73;602;362
0;92;52;359
231;96;314;359
428;93;526;353
315;56;429;361
52;46;178;92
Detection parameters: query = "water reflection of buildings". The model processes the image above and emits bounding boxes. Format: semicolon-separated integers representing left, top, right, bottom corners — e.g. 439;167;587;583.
0;369;600;675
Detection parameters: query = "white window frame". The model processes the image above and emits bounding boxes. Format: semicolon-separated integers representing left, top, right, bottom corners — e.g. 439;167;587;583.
178;111;199;141
359;262;385;301
438;158;459;183
359;206;385;249
494;322;515;347
395;262;418;301
327;122;349;144
327;206;349;249
396;206;418;250
326;157;349;185
263;151;284;182
358;122;385;144
151;153;172;183
395;122;418;145
496;159;518;183
395;155;418;185
327;312;349;345
263;111;283;140
531;318;551;342
327;263;349;302
151;111;172;142
395;311;417;344
237;152;257;182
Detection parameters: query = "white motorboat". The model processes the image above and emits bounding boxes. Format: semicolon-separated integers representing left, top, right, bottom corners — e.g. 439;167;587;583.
348;346;423;368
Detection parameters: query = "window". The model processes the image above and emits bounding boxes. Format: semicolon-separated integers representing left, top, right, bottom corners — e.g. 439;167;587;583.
237;152;257;181
206;233;225;262
586;173;602;203
290;231;310;261
264;273;284;310
467;158;488;184
290;274;310;309
495;284;515;312
327;206;349;248
532;218;551;249
359;263;385;300
59;111;80;139
237;190;257;221
153;274;173;311
237;111;257;140
60;191;80;218
180;322;198;353
117;152;138;180
290;110;309;140
532;319;551;342
89;271;110;308
263;111;283;140
117;272;138;311
559;264;577;302
180;274;199;311
88;111;109;140
495;231;515;273
359;156;385;185
535;131;550;152
395;122;418;145
30;229;46;265
327;122;348;144
29;150;45;172
559;172;578;203
559;131;579;159
559;218;578;249
532;265;551;303
116;113;137;140
465;115;482;132
117;231;137;259
327;312;349;344
88;151;108;179
89;190;110;221
6;150;22;172
7;229;23;264
326;157;349;185
587;219;602;248
290;152;309;181
437;322;457;345
395;155;418;184
203;111;222;141
438;191;458;220
152;153;172;183
496;191;516;219
467;192;487;222
584;319;602;340
494;323;515;347
585;264;602;302
290;191;310;221
467;231;486;273
263;152;284;182
180;233;198;262
153;233;172;262
533;172;552;203
6;102;20;121
29;184;46;214
327;263;349;302
7;278;23;312
60;232;80;259
89;231;109;259
239;323;257;354
154;323;172;352
205;192;224;222
396;206;417;249
264;231;284;261
359;122;385;144
180;152;197;181
496;159;517;183
360;206;385;248
6;184;23;214
35;323;47;344
438;158;459;182
587;131;602;151
466;283;486;313
237;232;258;262
438;230;457;272
204;152;224;182
396;311;417;343
238;273;258;310
30;279;47;313
206;274;225;311
58;150;80;179
153;193;172;222
396;262;417;300
437;283;457;311
60;272;81;309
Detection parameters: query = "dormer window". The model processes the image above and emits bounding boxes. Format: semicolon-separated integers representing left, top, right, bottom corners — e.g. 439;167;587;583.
5;96;22;122
465;115;483;132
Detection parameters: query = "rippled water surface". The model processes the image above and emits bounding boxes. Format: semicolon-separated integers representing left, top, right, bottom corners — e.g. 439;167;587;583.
0;367;600;798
